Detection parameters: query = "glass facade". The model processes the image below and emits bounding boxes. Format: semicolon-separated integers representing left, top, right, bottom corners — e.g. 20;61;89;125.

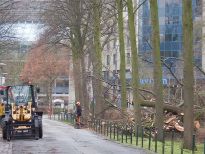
138;0;202;65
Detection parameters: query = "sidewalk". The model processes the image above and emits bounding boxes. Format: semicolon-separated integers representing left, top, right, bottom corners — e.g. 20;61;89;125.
0;129;12;154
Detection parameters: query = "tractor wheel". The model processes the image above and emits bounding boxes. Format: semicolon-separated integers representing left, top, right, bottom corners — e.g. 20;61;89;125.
39;125;43;138
6;126;11;141
35;127;39;140
2;127;7;140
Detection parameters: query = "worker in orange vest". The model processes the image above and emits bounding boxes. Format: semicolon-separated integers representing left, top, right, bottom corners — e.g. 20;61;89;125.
75;101;82;129
0;101;5;123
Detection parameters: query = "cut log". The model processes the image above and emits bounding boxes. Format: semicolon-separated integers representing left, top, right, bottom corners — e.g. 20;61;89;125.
141;100;183;114
174;122;184;132
194;121;200;129
165;116;176;124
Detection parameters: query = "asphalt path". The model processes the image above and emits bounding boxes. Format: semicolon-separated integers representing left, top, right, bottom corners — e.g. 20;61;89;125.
1;117;154;154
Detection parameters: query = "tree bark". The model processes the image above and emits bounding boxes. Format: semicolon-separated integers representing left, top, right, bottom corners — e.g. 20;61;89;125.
72;55;83;103
81;56;89;120
127;0;141;126
92;0;104;117
116;0;127;112
182;0;194;149
150;0;164;141
141;100;182;115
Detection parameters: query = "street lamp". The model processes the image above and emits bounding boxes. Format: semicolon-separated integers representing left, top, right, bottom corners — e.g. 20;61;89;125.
2;73;8;85
0;63;6;85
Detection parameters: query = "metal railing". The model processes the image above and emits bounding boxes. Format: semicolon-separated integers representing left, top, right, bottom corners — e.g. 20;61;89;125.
50;113;204;154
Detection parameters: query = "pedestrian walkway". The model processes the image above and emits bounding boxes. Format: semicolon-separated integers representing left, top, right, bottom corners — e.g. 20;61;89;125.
0;130;12;154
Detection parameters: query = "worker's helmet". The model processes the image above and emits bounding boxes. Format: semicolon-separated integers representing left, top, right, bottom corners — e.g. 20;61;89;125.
76;101;80;105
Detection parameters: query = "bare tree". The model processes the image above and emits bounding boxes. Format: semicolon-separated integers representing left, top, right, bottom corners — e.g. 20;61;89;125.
127;0;142;126
182;0;194;149
149;0;164;141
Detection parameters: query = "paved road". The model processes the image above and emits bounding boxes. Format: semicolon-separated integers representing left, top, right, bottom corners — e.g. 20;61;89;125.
0;117;153;154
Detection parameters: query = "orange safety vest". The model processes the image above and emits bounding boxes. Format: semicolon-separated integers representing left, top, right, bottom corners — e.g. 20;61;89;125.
0;104;5;116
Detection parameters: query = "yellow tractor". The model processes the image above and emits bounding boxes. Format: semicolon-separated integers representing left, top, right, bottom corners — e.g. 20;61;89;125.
1;85;43;141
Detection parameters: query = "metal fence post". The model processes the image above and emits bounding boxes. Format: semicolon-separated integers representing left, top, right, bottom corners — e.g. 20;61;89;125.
162;130;165;154
121;125;123;143
95;120;97;132
192;134;195;154
148;128;151;150
100;120;103;134
110;122;112;139
114;123;116;140
126;125;128;143
204;138;205;154
136;125;139;146
181;132;183;154
107;121;109;136
141;127;144;148
171;130;174;154
155;128;158;153
104;121;106;135
98;120;100;133
117;124;119;141
130;125;133;144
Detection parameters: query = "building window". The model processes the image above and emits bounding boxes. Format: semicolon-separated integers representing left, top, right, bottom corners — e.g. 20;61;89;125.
172;34;179;41
106;42;110;50
165;34;172;41
127;53;131;65
103;71;109;80
127;36;130;47
173;16;179;24
107;55;110;65
113;38;117;47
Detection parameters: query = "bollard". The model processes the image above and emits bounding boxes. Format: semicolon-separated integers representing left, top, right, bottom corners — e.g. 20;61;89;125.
171;130;174;154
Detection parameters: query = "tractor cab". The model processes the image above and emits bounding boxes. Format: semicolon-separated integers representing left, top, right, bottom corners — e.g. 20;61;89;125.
1;85;43;141
8;85;33;122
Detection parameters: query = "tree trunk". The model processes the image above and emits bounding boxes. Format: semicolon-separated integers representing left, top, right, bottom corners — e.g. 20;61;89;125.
150;0;164;141
127;0;141;126
72;55;83;103
182;0;194;149
92;0;104;118
46;81;53;116
116;0;127;113
81;56;89;121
